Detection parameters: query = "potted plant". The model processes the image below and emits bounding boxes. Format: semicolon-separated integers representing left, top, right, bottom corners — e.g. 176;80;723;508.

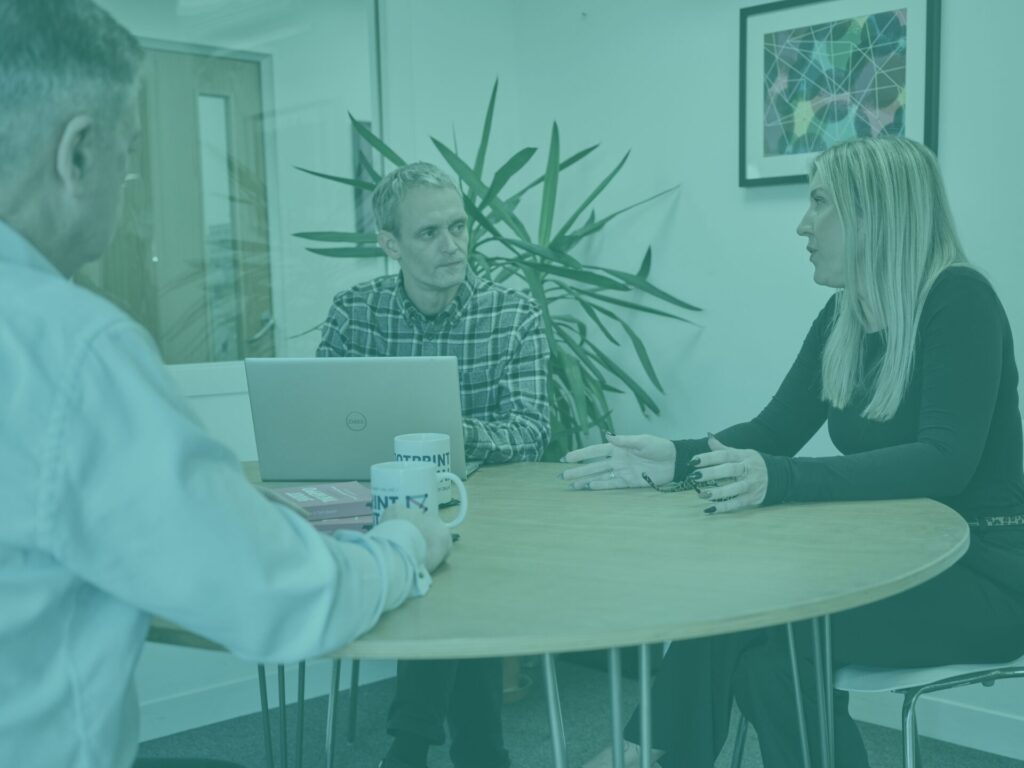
295;82;699;459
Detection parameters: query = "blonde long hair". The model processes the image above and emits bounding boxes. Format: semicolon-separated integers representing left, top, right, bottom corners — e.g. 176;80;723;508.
814;137;968;420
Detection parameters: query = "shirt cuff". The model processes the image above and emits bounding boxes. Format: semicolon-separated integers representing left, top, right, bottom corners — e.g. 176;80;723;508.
369;520;432;600
761;453;791;506
672;438;707;481
332;520;431;615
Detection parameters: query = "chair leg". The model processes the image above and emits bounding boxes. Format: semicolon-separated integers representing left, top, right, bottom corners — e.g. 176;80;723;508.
347;659;361;744
901;689;924;768
730;714;749;768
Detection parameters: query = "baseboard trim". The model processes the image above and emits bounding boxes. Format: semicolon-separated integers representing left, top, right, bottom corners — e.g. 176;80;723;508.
849;690;1024;761
139;658;396;742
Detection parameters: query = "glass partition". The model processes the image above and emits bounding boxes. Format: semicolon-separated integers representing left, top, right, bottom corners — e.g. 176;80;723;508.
84;0;386;363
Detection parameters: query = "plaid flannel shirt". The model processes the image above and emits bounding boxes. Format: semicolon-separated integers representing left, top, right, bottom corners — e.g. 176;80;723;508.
316;271;550;463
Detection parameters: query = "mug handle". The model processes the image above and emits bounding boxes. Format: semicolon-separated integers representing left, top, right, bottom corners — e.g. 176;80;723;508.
439;472;468;528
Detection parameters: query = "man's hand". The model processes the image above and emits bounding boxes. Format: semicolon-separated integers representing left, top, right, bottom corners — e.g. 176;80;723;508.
559;434;677;490
384;508;453;572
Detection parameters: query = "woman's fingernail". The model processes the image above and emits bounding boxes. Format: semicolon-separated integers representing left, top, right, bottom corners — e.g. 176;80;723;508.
698;490;711;499
704;506;717;515
688;456;700;467
688;471;702;481
605;431;616;438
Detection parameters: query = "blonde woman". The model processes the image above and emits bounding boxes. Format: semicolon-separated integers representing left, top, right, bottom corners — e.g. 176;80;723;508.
562;137;1024;768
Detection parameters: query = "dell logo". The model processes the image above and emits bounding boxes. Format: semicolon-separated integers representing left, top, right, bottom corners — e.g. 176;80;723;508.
345;412;367;431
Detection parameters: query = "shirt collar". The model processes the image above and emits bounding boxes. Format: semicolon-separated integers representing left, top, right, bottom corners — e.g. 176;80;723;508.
0;219;63;278
396;269;479;329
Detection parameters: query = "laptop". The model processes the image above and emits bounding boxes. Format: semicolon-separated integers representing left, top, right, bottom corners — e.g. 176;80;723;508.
244;356;471;482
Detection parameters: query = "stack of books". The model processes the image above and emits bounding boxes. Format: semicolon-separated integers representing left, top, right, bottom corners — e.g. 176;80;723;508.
265;482;375;534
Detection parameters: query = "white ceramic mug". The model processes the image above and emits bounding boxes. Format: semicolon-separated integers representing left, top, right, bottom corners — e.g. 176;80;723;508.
370;460;468;529
394;432;453;504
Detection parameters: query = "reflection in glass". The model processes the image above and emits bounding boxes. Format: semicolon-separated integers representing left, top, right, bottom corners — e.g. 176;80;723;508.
85;0;382;362
198;94;241;361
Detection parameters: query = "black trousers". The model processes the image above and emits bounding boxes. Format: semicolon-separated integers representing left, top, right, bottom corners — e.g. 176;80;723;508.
623;549;1024;768
386;657;509;768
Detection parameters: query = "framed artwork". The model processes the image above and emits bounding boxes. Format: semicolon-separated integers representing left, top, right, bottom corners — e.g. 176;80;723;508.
739;0;941;186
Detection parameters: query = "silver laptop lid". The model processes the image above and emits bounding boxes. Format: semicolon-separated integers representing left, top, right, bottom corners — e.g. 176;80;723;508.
244;356;467;482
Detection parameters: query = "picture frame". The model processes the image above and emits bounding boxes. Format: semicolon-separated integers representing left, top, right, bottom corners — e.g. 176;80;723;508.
739;0;941;187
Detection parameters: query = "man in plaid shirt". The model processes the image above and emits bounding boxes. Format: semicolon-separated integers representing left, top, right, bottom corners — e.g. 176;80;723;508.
316;166;549;465
316;163;550;768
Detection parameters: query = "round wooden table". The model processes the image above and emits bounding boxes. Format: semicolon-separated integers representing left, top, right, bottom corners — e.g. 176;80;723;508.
332;462;968;658
149;462;969;768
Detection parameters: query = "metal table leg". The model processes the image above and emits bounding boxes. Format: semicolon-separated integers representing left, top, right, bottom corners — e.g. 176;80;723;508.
347;659;361;744
277;665;289;768
785;623;812;768
607;648;625;768
258;664;275;768
638;644;653;768
811;620;829;768
296;661;306;768
325;659;342;768
543;653;568;768
824;616;834;768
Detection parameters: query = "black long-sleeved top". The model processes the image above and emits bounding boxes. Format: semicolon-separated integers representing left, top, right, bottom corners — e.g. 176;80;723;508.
673;267;1024;587
675;267;1024;520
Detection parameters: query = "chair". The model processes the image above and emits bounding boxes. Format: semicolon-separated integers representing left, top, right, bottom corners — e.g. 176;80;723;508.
730;655;1024;768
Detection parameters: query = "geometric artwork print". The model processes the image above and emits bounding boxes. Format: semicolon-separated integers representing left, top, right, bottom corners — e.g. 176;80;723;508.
763;9;907;156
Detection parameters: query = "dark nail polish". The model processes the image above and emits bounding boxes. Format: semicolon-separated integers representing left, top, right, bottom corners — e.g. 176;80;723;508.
704;506;717;515
688;457;700;467
699;490;711;499
689;471;703;481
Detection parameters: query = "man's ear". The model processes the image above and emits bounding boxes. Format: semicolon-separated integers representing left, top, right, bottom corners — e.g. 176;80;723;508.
55;115;97;194
378;229;401;262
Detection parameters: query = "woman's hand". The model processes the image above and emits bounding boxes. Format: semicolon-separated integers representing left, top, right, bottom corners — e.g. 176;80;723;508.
559;434;676;490
691;435;768;513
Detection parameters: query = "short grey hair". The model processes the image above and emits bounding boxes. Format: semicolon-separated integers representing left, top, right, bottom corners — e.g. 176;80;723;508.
371;162;460;235
0;0;143;174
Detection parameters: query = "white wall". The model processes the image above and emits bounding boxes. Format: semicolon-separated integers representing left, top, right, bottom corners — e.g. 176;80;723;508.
377;0;1024;760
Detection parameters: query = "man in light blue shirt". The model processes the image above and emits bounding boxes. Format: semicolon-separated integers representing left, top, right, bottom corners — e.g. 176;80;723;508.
0;2;452;767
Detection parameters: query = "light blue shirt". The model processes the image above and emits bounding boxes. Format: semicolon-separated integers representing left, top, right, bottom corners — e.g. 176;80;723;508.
0;220;430;768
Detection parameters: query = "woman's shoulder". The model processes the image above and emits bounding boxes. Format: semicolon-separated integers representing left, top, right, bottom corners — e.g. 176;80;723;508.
922;265;1007;333
926;265;1002;312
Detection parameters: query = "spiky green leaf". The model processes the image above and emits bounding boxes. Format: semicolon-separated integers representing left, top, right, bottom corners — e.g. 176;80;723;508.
295;166;376;191
537;123;560;245
473;80;499;179
349;113;406;168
